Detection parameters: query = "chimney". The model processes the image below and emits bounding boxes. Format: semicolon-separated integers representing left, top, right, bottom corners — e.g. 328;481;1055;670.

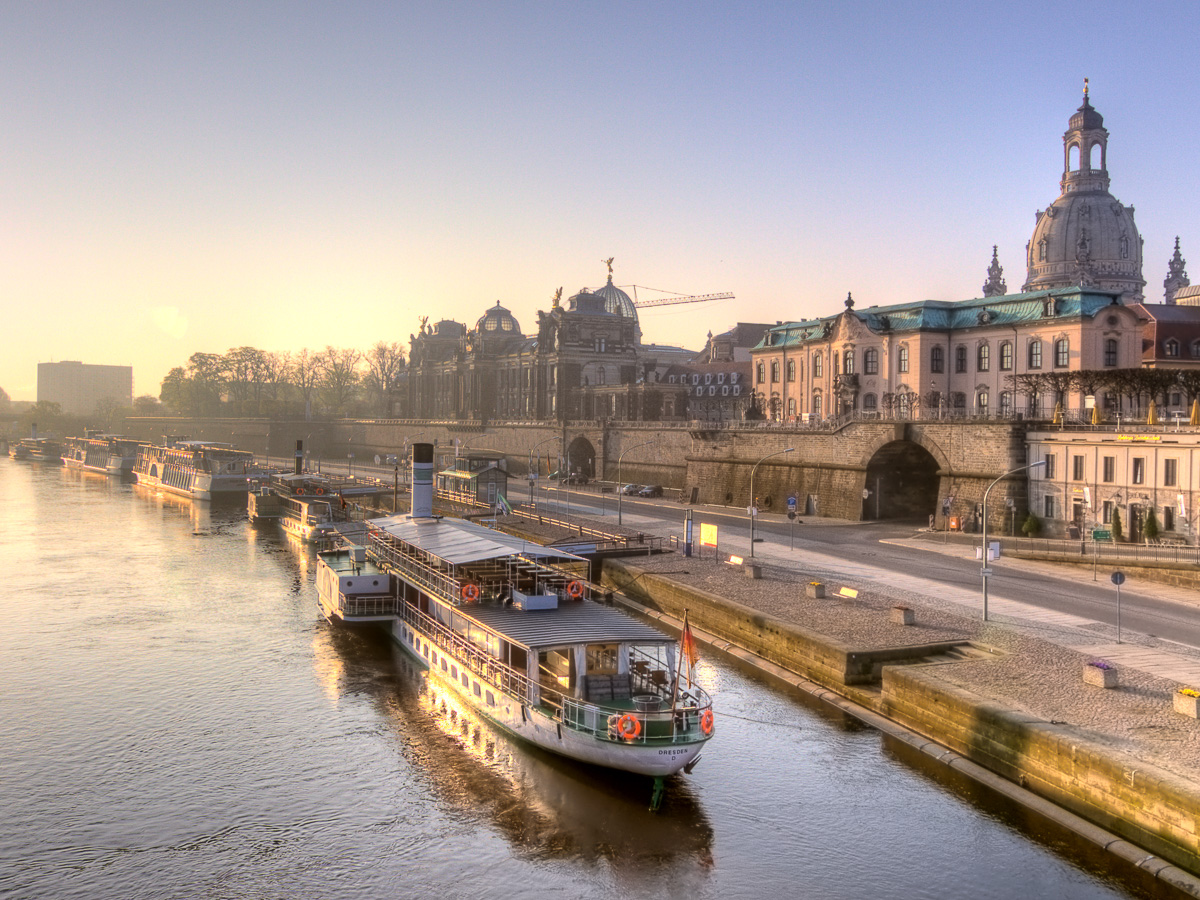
31;422;37;439
410;442;434;518
294;440;303;475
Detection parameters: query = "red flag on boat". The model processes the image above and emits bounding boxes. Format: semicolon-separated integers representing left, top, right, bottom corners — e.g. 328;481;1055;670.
680;612;698;687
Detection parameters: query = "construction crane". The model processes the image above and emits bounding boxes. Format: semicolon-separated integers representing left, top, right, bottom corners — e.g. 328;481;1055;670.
627;286;735;308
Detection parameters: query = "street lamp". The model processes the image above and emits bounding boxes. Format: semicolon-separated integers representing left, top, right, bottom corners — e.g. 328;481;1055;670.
617;440;657;526
981;459;1047;620
458;432;488;459
749;448;794;557
529;436;561;509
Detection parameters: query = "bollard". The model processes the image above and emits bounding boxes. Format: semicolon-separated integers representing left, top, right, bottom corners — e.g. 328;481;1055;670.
890;606;915;626
806;582;825;599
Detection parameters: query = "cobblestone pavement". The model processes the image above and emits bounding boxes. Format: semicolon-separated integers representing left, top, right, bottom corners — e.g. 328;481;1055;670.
501;507;1200;783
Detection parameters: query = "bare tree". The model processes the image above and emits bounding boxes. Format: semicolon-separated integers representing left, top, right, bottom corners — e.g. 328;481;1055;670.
187;352;227;415
224;346;264;416
362;341;406;416
1177;370;1200;404
259;352;292;413
290;349;322;420
316;346;363;416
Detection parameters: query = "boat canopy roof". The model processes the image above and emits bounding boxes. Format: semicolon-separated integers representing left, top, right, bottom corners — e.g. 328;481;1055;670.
467;601;670;649
369;514;582;566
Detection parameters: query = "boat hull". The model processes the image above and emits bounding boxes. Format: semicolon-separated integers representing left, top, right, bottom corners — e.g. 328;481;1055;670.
386;616;705;778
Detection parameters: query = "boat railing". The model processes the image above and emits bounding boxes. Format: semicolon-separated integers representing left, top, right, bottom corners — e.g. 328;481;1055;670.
399;601;713;745
370;538;464;603
339;593;398;617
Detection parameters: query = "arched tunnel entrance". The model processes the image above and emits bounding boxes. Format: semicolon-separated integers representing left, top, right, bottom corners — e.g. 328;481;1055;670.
863;440;940;520
565;436;596;479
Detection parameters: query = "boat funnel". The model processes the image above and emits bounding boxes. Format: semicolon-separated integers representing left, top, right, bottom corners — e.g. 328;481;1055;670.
411;442;434;518
31;422;37;439
295;439;304;475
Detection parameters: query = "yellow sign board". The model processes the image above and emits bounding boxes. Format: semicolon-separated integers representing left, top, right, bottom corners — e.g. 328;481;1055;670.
700;523;719;547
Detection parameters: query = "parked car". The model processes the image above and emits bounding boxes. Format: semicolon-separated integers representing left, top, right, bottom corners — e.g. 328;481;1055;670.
637;484;663;498
619;483;641;494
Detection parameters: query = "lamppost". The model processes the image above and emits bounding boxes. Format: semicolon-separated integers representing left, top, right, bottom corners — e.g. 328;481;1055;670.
749;448;794;557
617;440;656;526
981;459;1046;620
529;436;560;509
458;431;488;459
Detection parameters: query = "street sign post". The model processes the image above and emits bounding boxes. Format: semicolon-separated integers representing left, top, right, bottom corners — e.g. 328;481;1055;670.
1111;571;1125;643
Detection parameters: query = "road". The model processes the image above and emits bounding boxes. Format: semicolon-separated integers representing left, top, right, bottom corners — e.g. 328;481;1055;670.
544;483;1200;651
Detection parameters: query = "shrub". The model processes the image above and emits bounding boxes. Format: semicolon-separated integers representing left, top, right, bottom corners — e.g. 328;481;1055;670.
1144;507;1160;541
1021;512;1042;537
1111;507;1124;542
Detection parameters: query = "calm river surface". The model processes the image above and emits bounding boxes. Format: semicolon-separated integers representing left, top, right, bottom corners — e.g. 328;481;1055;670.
0;459;1167;899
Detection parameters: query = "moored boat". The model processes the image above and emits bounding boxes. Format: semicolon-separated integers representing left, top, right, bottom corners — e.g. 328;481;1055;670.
133;439;268;500
62;434;146;476
315;443;714;800
9;437;62;463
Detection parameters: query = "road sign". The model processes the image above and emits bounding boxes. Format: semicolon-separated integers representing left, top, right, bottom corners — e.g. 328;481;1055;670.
788;511;796;520
1111;571;1126;586
787;495;797;511
748;506;758;517
1092;529;1112;542
374;454;381;465
862;489;870;499
980;568;993;576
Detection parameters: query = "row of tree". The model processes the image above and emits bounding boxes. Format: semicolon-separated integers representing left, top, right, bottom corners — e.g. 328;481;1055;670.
158;343;406;418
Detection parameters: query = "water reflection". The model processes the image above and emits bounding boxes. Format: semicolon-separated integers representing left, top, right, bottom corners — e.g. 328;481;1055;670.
315;625;716;870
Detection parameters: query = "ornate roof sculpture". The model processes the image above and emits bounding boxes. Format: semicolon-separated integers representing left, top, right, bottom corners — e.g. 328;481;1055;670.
982;246;1007;297
1022;82;1145;302
1165;237;1190;304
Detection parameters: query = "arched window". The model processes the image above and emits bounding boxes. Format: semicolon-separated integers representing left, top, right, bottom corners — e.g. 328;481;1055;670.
977;390;989;414
1068;143;1080;171
1054;338;1069;367
1000;391;1013;415
930;346;944;373
977;343;990;372
1165;338;1180;358
862;393;877;411
863;348;879;374
898;346;909;373
813;353;823;378
999;341;1013;371
787;398;796;417
1104;339;1118;367
1028;340;1043;369
756;362;765;384
843;349;855;374
786;359;795;381
770;361;780;382
812;394;822;418
597;366;606;385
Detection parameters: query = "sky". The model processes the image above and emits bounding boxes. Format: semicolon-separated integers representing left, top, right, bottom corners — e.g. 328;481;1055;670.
3;1;1198;401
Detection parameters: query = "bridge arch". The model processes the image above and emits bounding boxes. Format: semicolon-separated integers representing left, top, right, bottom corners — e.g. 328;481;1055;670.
863;439;940;520
565;435;596;479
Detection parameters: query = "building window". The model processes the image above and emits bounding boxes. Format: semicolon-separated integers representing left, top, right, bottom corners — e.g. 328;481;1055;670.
1044;495;1056;518
756;362;765;384
1104;339;1118;367
1029;340;1042;369
862;393;877;411
999;341;1013;371
864;349;879;375
1192;339;1200;358
1165;339;1180;358
955;346;967;373
787;398;796;417
770;361;780;383
977;343;990;372
1054;338;1069;367
1132;457;1145;484
1043;454;1056;479
786;359;795;381
976;390;988;414
1000;391;1013;415
813;353;823;378
812;394;822;418
898;346;909;373
1072;455;1084;481
843;349;855;374
1102;456;1115;483
930;346;944;373
597;366;606;385
1165;458;1178;487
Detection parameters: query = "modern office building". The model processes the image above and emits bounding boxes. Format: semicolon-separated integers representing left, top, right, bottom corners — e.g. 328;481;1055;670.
37;361;133;416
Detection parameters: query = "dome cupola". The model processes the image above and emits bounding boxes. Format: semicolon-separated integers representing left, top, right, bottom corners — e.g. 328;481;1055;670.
475;301;520;335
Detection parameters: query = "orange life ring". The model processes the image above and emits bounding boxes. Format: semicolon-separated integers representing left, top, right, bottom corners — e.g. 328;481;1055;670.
567;580;584;599
295;487;305;495
616;714;642;741
315;487;325;495
461;583;480;602
700;709;714;735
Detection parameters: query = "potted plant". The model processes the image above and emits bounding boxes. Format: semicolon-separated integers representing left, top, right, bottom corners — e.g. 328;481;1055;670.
1174;687;1200;718
1083;659;1118;689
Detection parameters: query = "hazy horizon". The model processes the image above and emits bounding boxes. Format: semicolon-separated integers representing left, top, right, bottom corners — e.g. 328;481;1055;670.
4;2;1197;401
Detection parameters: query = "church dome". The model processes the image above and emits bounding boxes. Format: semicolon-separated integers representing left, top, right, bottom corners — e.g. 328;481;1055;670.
1023;88;1144;301
476;301;520;334
594;276;638;320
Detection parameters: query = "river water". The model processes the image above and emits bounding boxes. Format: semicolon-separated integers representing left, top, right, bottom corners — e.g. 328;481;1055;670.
0;459;1166;899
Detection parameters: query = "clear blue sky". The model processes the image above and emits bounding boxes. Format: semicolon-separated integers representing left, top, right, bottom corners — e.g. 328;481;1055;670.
3;1;1197;401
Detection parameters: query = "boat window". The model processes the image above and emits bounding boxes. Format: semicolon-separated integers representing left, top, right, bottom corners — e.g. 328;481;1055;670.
586;643;619;674
461;673;469;687
441;659;448;672
486;691;495;706
451;665;458;679
473;683;482;697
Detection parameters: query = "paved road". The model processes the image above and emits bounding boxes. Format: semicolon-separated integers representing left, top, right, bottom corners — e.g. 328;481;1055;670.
547;485;1200;652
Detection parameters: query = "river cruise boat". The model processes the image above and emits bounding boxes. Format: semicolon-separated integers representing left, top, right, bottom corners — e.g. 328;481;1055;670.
61;435;145;476
249;472;381;543
133;440;267;500
316;512;715;801
9;437;62;463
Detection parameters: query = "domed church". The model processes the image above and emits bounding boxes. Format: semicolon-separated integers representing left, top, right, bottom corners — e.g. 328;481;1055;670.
1022;82;1145;301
